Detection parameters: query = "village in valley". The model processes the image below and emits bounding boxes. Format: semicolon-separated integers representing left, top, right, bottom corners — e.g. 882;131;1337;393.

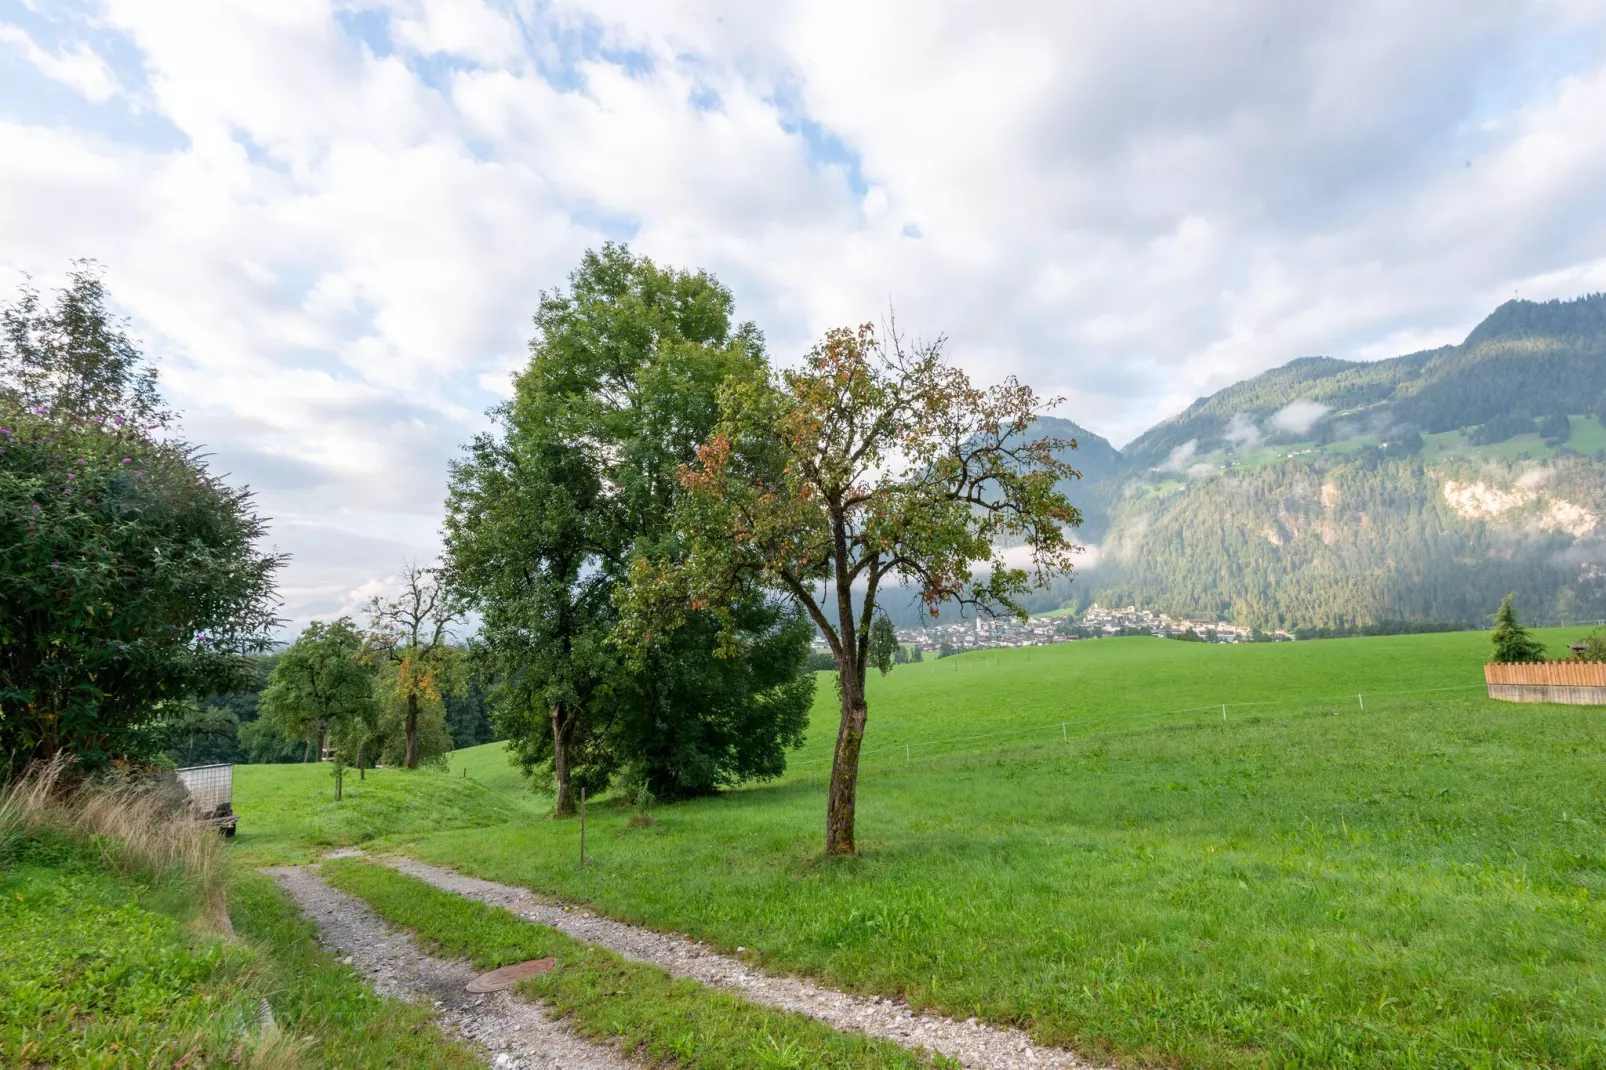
850;604;1295;659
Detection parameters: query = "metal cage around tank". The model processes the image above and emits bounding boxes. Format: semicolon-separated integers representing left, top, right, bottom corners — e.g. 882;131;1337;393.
174;763;237;834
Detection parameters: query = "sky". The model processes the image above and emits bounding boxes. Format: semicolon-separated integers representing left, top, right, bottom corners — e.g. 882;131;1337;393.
4;0;1606;629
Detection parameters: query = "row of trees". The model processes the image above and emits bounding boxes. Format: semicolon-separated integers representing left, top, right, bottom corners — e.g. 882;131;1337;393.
448;246;1081;854
1;252;1081;855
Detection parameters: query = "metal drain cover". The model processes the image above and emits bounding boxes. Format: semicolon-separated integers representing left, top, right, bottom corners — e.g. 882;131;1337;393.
465;957;556;993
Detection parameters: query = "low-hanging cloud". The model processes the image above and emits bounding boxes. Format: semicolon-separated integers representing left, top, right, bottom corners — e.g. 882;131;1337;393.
1270;399;1330;436
1223;411;1262;450
1162;439;1199;471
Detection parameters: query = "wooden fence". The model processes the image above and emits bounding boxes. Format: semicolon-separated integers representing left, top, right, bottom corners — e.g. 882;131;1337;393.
1485;662;1606;705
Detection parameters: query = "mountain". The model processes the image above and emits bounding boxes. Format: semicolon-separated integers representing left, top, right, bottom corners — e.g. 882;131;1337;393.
1032;415;1126;484
1123;293;1606;470
1056;293;1606;630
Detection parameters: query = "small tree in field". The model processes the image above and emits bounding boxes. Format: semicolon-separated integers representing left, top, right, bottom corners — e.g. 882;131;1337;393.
1489;594;1546;664
366;562;462;769
627;322;1082;855
868;616;899;676
259;618;375;771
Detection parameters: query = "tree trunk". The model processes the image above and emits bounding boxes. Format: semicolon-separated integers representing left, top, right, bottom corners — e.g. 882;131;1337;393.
404;691;420;769
825;666;867;856
551;701;575;817
303;735;313;763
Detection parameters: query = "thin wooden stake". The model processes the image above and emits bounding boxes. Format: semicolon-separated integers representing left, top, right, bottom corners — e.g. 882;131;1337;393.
579;787;587;865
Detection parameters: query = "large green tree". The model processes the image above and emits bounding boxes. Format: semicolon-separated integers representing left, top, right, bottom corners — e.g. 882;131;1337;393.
259;618;376;764
445;245;814;813
627;322;1081;854
0;267;281;775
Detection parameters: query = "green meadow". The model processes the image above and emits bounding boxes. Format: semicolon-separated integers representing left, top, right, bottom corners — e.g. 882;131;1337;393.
234;628;1605;1067
231;759;545;866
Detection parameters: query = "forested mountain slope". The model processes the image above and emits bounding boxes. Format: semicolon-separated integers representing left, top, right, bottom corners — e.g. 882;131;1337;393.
1122;293;1606;469
1056;293;1606;629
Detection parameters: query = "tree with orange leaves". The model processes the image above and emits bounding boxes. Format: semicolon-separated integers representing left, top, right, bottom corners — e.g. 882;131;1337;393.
625;321;1083;855
365;561;463;769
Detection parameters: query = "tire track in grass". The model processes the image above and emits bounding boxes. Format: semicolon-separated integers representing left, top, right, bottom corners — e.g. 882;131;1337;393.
265;866;638;1070
379;854;1107;1070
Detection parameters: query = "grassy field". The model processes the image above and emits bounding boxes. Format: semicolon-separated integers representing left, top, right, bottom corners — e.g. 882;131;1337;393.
231;758;544;865
351;628;1606;1069
445;738;544;799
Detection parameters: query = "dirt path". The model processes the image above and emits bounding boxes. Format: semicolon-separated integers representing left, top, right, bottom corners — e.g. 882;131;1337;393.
265;866;638;1070
383;855;1104;1070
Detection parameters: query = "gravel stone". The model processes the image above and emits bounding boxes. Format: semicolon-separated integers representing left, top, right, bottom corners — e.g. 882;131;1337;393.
265;865;638;1070
381;855;1107;1070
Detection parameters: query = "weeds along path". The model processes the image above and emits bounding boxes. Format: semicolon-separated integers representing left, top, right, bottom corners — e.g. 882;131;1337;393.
384;855;1106;1070
265;865;637;1070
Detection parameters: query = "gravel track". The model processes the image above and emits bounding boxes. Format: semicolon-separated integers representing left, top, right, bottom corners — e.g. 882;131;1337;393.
382;855;1105;1070
264;866;638;1070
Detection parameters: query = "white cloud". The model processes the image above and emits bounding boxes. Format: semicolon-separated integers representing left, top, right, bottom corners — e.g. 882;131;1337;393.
1223;412;1262;450
0;24;121;102
4;1;1606;629
1162;439;1198;471
1270;399;1330;436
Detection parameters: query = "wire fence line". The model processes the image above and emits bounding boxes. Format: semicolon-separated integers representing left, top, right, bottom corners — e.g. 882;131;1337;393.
784;681;1491;772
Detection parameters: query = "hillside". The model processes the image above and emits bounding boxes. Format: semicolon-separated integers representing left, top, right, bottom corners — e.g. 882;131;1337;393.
1057;293;1606;629
1122;292;1606;469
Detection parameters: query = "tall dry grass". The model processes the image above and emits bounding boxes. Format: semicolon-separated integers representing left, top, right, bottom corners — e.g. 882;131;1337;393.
0;754;229;915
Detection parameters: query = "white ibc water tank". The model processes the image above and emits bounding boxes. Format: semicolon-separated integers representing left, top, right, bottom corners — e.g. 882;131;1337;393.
174;763;233;815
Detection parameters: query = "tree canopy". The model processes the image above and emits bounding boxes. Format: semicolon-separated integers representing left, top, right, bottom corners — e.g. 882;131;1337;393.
259;618;376;764
445;245;814;812
0;267;281;775
626;320;1080;854
365;562;462;769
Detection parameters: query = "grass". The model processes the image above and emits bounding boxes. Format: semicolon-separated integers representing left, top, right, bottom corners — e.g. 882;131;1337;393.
444;739;545;801
0;761;484;1068
1565;413;1606;456
1;833;261;1067
371;628;1606;1069
231;760;539;865
322;857;945;1069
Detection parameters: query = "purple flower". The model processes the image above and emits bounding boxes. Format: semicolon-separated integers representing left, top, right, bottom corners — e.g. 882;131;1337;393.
65;472;75;480
121;457;132;464
113;416;123;426
0;428;11;435
30;503;40;511
76;457;86;465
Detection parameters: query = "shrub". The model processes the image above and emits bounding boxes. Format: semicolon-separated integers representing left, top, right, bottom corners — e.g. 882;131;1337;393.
0;269;282;774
